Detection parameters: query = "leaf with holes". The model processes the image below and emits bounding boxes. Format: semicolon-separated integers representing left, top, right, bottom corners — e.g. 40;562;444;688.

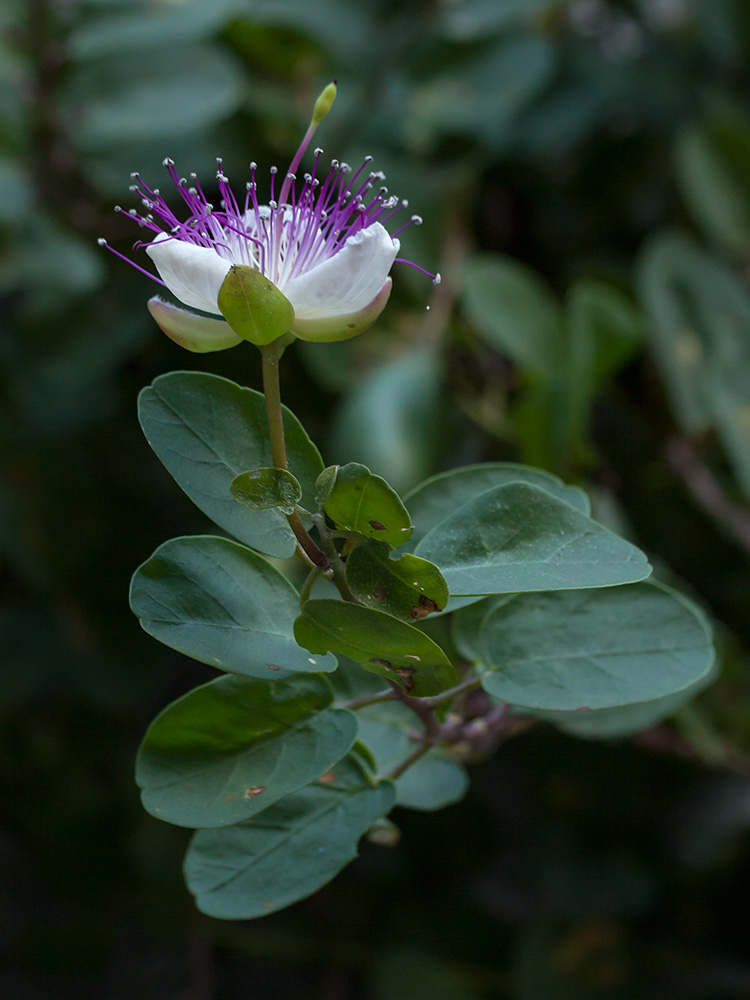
346;540;448;622
294;600;457;696
322;463;413;547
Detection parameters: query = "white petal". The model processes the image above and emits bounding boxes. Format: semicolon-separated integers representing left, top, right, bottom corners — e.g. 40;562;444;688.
292;279;392;343
146;234;232;315
283;222;399;320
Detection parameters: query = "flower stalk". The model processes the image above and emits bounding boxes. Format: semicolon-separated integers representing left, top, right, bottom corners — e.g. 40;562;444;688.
259;339;328;569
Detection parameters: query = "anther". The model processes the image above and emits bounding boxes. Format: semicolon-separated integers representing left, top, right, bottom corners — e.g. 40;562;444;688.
433;273;442;285
162;157;174;166
97;238;107;246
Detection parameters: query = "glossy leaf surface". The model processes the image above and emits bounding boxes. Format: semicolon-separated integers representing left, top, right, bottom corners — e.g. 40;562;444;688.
230;467;302;514
294;599;457;696
479;581;714;711
138;372;323;557
346;540;448;621
323;463;413;547
136;673;357;828
530;659;719;739
403;463;589;553
130;535;337;678
415;482;650;595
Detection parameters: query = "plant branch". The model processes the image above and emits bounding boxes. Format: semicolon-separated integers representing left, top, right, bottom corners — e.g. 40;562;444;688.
666;436;750;556
260;340;328;568
388;681;442;742
384;742;432;781
338;688;395;711
311;513;357;602
422;675;482;709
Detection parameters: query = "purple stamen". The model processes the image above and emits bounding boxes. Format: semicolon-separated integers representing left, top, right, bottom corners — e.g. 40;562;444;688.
102;142;434;297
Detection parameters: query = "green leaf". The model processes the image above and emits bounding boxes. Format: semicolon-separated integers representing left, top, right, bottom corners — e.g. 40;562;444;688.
230;467;302;514
706;359;750;499
138;371;324;557
530;659;719;739
356;702;469;811
346;540;448;622
637;230;750;434
403;462;590;553
451;596;513;664
479;581;714;711
414;482;651;596
217;265;295;346
564;280;643;444
184;752;396;919
462;252;564;375
136;673;358;828
73;44;243;149
315;465;338;510
675;118;750;256
130;535;337;679
323;462;413;547
328;349;443;495
294;600;458;697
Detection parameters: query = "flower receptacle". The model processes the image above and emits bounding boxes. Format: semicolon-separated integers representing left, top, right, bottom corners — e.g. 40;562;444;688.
217;266;295;347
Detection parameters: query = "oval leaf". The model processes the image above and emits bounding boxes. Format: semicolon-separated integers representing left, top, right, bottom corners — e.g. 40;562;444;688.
414;482;651;595
184;752;396;919
138;371;323;557
403;463;590;552
346;540;448;621
294;599;458;696
130;535;337;678
479;581;715;711
136;673;358;828
323;462;413;547
530;659;719;739
231;467;302;514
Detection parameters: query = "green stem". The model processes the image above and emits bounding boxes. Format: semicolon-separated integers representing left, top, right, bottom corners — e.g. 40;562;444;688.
260;341;328;569
299;566;321;608
311;512;357;603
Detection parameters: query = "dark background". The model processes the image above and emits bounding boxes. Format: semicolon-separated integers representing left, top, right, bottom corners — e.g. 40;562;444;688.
4;0;750;997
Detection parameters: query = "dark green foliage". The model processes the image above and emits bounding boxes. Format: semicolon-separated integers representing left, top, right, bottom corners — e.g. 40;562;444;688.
6;0;750;995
